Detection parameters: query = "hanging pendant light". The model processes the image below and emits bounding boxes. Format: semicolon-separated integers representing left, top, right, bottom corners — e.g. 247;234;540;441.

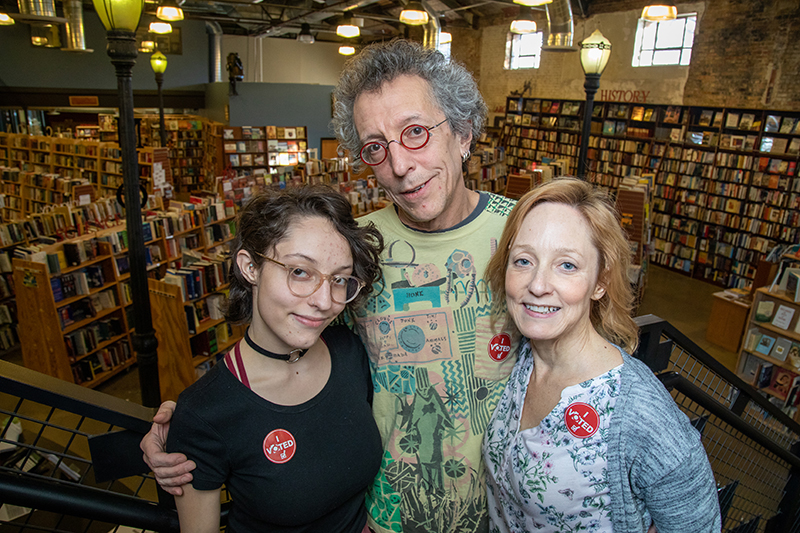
512;0;552;5
339;45;356;55
510;6;536;34
156;0;183;21
641;5;677;21
400;1;428;25
336;12;359;38
0;12;14;24
149;20;172;33
297;23;314;44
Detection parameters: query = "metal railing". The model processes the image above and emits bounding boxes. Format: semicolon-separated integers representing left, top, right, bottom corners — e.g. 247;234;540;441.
635;314;800;533
2;316;800;532
0;359;179;533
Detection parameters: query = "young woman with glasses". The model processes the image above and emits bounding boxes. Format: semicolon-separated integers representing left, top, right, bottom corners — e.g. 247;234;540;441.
165;184;384;533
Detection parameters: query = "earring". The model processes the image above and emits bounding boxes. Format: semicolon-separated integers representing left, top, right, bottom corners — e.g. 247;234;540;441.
461;150;471;163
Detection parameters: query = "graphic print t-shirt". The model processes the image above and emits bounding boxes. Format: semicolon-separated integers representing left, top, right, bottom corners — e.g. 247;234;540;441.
356;193;518;533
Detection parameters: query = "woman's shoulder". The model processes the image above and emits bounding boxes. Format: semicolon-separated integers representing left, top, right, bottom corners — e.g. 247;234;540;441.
617;352;701;444
176;361;231;406
321;324;362;346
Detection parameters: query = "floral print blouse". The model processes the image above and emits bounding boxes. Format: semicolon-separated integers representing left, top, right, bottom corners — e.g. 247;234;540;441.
483;340;623;533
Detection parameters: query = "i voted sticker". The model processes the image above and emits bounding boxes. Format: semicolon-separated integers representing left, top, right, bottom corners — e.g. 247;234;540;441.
263;429;296;464
564;402;599;439
488;334;512;362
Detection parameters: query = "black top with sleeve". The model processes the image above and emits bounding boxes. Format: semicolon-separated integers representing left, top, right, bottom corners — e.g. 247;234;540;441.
166;325;382;533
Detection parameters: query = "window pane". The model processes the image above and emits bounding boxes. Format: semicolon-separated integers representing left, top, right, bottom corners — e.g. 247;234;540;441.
653;49;680;65
519;56;536;69
505;31;542;70
683;18;695;47
642;22;657;49
632;14;696;68
655;18;685;49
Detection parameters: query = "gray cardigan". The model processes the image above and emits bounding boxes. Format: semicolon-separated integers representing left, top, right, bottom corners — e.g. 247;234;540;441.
608;350;721;532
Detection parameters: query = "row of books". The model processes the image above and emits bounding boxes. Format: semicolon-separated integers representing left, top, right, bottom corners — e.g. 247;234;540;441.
0;323;17;351
0;272;14;300
50;265;105;302
64;316;124;360
162;258;230;302
0;301;15;326
194;323;235;378
185;294;225;334
71;340;132;384
741;353;800;407
190;314;230;357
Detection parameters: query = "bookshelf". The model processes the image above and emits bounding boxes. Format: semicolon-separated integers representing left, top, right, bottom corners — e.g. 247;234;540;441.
223;126;269;180
737;287;800;422
467;127;508;194
502;97;800;290
149;273;243;402
11;197;241;389
13;239;136;387
266;126;308;183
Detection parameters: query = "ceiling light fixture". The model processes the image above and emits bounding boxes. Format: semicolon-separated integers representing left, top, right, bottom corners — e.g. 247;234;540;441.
439;31;451;44
0;12;14;24
156;0;183;21
339;45;355;56
641;5;677;21
336;12;359;38
297;22;314;44
510;6;536;34
149;20;172;33
400;1;428;25
139;39;155;52
512;0;552;5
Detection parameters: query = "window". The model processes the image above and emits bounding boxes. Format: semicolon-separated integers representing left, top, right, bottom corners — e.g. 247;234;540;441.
632;14;696;67
505;32;543;70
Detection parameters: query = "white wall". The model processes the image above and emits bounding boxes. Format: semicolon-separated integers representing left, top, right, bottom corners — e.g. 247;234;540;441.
222;36;348;85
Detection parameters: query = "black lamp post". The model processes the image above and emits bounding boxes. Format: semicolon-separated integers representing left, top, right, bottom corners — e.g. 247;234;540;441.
150;51;168;147
577;29;612;180
92;0;161;407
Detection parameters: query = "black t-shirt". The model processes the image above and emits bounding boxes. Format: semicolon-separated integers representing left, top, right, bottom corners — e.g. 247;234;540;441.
166;325;382;533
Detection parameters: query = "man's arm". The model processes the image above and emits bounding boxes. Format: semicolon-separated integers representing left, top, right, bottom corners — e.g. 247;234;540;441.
174;485;222;533
140;401;196;496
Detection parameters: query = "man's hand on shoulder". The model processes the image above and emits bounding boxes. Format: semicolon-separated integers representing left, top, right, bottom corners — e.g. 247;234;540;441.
140;400;196;496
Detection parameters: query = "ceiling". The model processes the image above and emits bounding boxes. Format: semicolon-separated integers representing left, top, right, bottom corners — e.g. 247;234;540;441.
130;0;588;42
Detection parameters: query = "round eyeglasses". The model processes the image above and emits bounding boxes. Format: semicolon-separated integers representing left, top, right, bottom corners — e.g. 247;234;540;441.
256;253;365;304
358;119;448;166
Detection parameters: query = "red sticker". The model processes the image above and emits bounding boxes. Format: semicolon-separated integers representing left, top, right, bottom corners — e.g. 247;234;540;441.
564;402;599;439
263;429;296;464
488;334;512;362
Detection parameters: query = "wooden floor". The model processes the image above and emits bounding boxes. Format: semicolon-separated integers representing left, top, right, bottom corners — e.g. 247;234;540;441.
637;264;739;372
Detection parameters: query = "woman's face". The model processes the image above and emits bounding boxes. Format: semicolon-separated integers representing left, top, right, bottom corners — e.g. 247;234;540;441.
504;202;605;346
238;216;352;353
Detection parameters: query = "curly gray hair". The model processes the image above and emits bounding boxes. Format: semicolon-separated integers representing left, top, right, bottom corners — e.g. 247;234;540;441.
331;38;487;172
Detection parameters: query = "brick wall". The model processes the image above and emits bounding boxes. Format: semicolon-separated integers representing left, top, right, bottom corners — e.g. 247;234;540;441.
453;0;800;117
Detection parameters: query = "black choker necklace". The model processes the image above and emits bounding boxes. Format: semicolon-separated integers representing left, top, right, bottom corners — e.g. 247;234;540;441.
244;328;308;364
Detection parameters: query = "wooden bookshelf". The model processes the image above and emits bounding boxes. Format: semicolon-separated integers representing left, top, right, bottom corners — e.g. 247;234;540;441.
502;97;800;291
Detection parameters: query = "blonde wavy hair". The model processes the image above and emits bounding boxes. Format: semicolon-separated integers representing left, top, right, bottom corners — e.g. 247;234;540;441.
485;177;639;353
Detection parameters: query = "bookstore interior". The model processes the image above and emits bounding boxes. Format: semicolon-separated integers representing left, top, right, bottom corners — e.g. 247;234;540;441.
2;1;800;422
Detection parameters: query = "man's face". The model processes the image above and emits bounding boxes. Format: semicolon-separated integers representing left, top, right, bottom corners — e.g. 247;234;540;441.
353;75;472;231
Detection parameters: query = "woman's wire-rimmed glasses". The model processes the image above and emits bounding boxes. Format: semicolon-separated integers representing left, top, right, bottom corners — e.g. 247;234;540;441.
358;118;448;166
254;252;365;304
